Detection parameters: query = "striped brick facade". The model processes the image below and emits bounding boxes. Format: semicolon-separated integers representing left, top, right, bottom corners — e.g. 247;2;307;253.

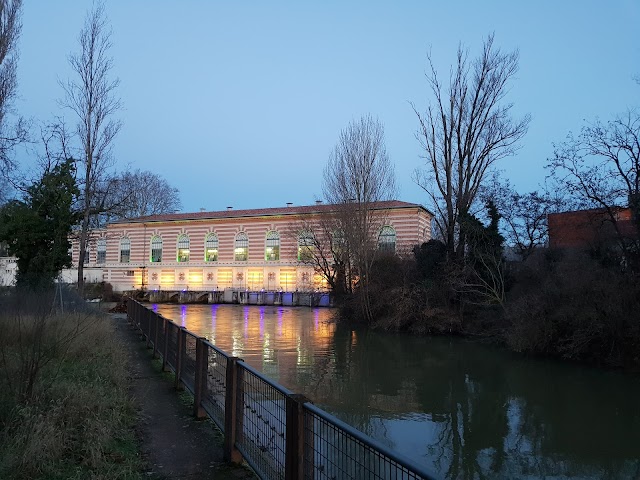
71;201;432;292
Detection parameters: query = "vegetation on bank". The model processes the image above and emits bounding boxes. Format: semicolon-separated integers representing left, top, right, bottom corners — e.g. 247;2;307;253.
0;288;143;479
338;239;640;370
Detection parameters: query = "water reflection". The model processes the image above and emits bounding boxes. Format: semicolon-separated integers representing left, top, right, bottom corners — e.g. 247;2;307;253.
154;304;640;479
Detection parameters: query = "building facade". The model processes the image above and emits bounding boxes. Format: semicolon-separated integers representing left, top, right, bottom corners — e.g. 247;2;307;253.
548;207;637;249
69;201;432;293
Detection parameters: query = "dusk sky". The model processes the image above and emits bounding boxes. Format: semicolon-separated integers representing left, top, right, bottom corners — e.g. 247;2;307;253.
16;1;640;213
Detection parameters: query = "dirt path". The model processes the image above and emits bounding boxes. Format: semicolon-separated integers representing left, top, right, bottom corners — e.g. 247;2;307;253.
110;313;256;480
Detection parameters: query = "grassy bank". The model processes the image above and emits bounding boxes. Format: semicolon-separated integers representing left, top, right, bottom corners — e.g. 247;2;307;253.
0;291;143;479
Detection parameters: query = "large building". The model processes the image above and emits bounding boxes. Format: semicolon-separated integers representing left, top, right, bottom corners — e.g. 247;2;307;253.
69;200;432;293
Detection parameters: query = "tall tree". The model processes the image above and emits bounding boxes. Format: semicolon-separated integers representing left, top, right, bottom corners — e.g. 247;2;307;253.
60;2;122;296
549;108;640;258
0;159;79;289
0;0;27;174
413;34;530;260
322;115;396;322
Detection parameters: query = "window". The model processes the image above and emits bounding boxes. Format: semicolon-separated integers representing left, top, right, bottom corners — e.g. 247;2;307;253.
298;231;315;263
205;233;218;262
151;235;162;262
83;241;90;265
234;232;248;261
378;225;396;253
177;234;190;262
265;231;280;261
97;238;106;264
332;230;346;256
120;237;131;263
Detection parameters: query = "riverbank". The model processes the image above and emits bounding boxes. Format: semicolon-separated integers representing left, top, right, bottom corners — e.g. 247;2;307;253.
0;289;255;479
339;249;640;370
0;294;143;479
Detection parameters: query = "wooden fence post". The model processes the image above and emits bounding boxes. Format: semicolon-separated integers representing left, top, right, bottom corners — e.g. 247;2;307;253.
224;357;244;463
193;337;208;419
285;394;309;480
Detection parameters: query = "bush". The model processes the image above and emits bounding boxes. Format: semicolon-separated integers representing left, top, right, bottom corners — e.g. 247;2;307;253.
504;251;640;368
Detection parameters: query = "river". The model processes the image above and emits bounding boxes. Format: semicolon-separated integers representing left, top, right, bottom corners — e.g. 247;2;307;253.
152;303;640;479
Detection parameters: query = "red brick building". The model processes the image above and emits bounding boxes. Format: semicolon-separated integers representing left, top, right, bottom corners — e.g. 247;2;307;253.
548;207;637;249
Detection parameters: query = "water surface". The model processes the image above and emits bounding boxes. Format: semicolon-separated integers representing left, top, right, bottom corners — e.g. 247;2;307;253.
154;303;640;479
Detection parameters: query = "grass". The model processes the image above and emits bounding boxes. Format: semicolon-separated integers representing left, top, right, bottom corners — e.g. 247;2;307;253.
0;300;144;480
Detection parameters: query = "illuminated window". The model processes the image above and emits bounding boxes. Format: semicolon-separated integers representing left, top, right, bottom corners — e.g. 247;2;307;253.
378;225;396;253
151;235;162;262
177;234;190;262
235;232;248;261
205;233;219;262
265;230;280;261
96;238;106;264
120;237;131;263
298;231;315;263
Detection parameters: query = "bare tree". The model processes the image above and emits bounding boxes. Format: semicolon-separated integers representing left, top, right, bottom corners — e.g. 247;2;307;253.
413;34;530;260
0;0;27;174
482;175;563;260
106;169;181;220
290;213;350;295
323;115;397;322
549;108;639;259
60;2;122;296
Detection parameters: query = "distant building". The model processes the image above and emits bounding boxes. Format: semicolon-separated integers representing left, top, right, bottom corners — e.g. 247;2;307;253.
63;200;432;293
0;255;17;287
548;207;637;250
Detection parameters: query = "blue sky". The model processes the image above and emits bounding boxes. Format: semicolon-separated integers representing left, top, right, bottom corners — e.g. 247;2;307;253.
16;1;640;213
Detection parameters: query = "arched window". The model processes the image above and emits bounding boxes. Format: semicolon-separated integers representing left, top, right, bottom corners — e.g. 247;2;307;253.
120;237;131;263
151;235;163;262
378;225;396;253
234;232;248;261
298;230;315;263
97;238;107;264
205;233;218;262
177;234;190;262
265;231;280;261
83;240;91;265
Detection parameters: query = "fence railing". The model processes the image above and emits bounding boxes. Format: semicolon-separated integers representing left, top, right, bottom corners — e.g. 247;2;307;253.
127;299;438;480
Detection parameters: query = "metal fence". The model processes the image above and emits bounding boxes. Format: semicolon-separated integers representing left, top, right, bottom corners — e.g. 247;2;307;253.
127;299;438;480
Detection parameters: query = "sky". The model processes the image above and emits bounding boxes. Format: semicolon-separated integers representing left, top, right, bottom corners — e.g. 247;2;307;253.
14;1;640;213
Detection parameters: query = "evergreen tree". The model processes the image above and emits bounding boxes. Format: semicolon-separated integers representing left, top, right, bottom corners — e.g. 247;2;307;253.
0;159;79;289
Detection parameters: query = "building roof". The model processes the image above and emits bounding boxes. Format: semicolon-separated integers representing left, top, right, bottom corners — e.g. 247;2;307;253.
111;200;431;225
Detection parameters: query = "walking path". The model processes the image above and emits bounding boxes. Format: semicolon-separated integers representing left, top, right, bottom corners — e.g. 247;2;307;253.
111;312;256;480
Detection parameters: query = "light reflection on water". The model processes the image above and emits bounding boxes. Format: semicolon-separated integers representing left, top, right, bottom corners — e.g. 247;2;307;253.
153;303;640;479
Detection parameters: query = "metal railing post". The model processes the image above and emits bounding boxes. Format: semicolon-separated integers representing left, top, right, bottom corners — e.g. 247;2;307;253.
174;327;186;391
285;394;309;480
193;337;208;419
224;357;243;463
